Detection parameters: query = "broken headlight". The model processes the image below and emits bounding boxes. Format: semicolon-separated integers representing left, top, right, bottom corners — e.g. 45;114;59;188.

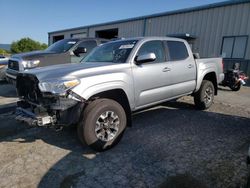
38;79;80;95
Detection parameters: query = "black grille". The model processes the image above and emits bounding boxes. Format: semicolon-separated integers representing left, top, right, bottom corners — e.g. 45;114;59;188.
8;59;19;71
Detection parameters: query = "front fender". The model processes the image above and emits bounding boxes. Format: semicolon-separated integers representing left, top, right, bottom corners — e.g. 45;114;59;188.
72;81;135;109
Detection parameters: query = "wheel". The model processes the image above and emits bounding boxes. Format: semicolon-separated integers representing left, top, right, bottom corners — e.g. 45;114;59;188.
194;80;215;110
229;82;241;91
77;98;127;151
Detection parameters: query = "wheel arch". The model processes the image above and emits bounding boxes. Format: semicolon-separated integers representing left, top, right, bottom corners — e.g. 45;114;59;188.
88;89;132;127
203;72;218;95
196;71;218;95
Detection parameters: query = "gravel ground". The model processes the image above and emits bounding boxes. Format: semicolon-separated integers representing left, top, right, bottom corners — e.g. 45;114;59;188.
0;84;250;188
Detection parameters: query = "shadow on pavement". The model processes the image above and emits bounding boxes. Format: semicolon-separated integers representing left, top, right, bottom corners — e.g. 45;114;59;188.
218;87;234;92
1;100;250;188
159;173;208;188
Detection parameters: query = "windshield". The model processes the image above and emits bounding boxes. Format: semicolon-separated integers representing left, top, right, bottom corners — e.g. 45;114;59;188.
82;40;138;63
45;39;79;53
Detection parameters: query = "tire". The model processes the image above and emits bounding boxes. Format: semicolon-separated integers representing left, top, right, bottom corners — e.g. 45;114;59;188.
194;80;215;110
229;82;241;91
77;98;127;151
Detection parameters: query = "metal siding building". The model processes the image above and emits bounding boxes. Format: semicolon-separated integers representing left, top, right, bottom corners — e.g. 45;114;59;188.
48;0;250;73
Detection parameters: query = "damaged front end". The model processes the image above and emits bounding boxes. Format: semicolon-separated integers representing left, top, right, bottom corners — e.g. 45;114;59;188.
15;74;85;127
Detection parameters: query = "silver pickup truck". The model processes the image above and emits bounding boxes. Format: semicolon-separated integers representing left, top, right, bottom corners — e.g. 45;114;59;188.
15;37;224;151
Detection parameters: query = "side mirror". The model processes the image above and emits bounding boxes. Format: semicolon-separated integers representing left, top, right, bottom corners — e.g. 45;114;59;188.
193;53;200;59
135;53;156;64
73;47;87;57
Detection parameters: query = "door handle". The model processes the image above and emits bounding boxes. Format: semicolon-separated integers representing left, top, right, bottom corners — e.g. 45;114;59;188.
162;67;171;72
188;64;194;68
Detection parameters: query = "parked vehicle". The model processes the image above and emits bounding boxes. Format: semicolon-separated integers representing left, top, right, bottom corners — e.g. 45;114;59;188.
220;63;248;91
0;55;9;62
15;37;224;151
0;55;9;80
6;38;108;84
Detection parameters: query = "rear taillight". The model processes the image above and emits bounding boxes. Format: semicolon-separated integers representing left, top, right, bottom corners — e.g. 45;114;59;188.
222;59;224;70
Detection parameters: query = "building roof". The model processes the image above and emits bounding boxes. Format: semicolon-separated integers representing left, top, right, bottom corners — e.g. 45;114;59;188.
49;0;250;34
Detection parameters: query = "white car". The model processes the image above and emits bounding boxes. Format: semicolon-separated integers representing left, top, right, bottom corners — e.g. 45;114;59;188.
0;55;9;80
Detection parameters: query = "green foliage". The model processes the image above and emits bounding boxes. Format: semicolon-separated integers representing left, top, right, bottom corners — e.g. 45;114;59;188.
0;48;10;56
10;38;48;54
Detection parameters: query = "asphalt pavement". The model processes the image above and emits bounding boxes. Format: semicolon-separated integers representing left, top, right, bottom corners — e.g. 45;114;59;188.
0;81;17;114
0;83;250;188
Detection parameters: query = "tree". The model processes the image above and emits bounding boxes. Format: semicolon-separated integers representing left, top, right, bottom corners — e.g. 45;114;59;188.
0;48;9;56
10;38;48;54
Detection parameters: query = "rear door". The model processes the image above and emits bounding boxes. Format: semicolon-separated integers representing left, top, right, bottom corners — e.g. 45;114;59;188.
164;40;196;96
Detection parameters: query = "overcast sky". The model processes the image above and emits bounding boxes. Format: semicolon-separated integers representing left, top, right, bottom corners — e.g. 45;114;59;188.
0;0;225;44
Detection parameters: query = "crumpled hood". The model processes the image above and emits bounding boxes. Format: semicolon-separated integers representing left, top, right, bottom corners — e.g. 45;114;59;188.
24;62;117;82
12;50;55;60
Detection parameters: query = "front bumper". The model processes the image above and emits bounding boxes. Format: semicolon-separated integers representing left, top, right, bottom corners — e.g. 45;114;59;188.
16;107;57;126
16;98;85;127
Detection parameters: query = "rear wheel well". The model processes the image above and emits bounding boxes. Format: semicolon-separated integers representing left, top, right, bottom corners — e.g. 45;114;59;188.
203;72;218;95
88;89;132;127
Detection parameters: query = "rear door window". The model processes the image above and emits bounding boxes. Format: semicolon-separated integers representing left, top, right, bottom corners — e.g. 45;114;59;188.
167;41;189;61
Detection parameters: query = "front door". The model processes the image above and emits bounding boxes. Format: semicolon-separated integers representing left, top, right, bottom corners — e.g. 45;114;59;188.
132;40;172;108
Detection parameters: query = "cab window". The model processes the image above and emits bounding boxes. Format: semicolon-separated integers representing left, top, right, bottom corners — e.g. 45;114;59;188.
167;41;189;61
